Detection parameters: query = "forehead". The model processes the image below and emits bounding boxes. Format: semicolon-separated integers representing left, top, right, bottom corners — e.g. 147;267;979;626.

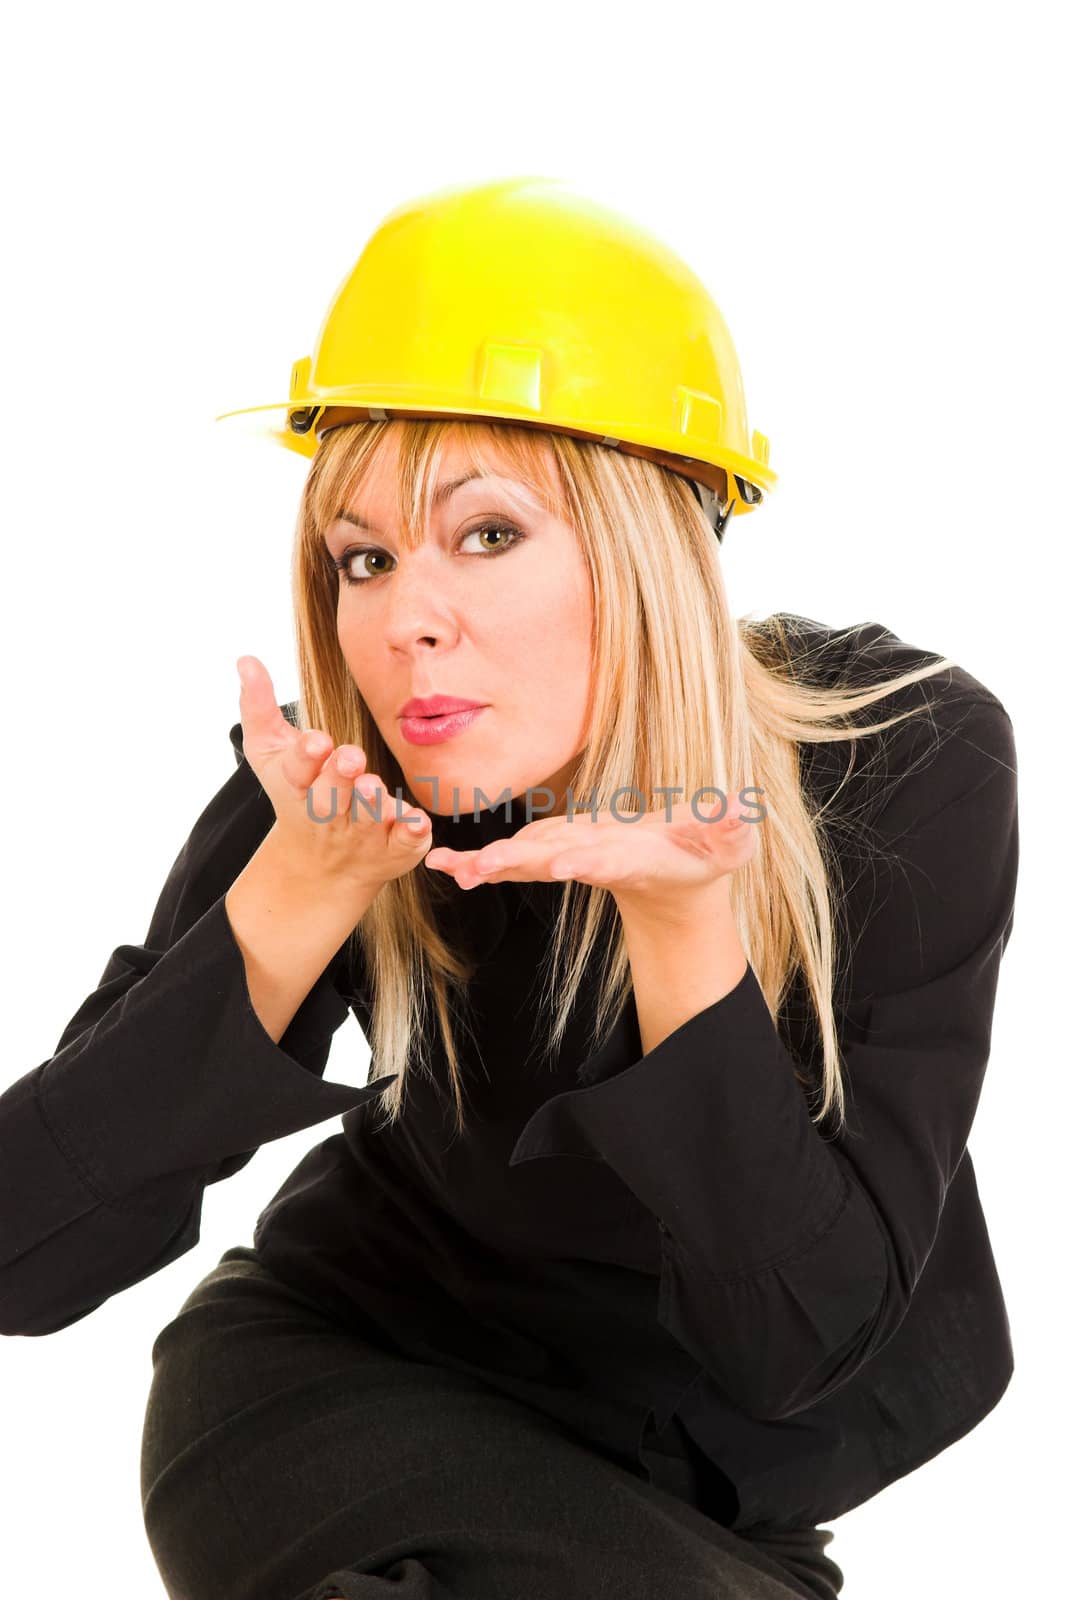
366;432;524;495
333;431;557;533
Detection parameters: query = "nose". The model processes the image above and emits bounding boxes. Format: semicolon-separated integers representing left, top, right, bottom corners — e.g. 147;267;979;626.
378;546;458;653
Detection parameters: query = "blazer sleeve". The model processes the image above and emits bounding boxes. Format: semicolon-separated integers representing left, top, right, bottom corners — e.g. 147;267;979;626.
0;713;395;1337
508;693;1019;1423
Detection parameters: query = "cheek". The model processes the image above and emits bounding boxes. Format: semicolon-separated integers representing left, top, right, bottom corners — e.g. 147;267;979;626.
550;583;594;674
499;609;588;679
507;565;592;655
336;597;376;650
334;610;378;691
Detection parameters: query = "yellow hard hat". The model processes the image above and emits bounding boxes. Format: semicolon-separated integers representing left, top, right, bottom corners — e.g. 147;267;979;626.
215;175;775;540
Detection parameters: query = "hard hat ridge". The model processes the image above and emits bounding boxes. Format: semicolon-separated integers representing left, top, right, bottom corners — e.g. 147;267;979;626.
217;176;775;546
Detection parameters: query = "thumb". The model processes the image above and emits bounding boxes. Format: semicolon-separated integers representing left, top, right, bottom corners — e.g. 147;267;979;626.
236;655;293;751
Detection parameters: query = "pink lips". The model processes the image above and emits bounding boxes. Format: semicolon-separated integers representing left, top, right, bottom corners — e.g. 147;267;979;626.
399;708;487;746
398;698;489;746
399;694;485;718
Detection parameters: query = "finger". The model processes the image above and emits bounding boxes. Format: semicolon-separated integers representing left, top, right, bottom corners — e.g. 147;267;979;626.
449;843;566;891
277;728;341;793
423;845;500;884
342;771;427;846
388;800;433;850
349;779;432;852
236;655;297;752
425;845;487;868
422;847;459;878
473;832;590;878
689;789;749;828
717;791;750;829
693;792;759;857
547;848;614;883
720;808;761;866
307;747;370;820
421;844;498;890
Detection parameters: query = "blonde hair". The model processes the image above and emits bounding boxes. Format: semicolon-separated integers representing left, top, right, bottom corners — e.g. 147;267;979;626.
290;417;956;1138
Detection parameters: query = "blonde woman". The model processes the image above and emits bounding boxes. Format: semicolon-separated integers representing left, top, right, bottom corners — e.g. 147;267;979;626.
0;181;1018;1600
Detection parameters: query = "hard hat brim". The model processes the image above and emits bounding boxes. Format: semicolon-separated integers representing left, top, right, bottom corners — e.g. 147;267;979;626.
214;397;774;510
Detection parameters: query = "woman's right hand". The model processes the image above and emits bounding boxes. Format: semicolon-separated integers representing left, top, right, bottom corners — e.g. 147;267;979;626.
236;654;433;894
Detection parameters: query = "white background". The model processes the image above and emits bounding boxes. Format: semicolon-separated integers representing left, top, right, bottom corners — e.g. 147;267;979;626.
1;3;1060;1595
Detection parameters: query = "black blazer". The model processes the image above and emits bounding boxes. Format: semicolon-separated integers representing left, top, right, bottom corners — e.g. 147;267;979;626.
0;615;1019;1532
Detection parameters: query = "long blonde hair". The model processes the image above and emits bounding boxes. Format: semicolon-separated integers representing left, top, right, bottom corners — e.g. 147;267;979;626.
290;417;956;1137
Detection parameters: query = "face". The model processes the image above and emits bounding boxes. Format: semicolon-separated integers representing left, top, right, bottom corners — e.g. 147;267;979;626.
322;432;595;819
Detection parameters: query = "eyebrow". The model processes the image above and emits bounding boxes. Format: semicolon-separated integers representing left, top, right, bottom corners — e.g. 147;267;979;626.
332;470;507;533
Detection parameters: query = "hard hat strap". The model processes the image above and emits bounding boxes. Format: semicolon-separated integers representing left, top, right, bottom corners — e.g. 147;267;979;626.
691;479;736;541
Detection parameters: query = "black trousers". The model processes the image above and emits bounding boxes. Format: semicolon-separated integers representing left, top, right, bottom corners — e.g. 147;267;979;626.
140;1246;845;1600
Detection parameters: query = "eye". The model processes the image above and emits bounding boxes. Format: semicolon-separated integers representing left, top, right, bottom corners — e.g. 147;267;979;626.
331;520;526;587
332;548;395;585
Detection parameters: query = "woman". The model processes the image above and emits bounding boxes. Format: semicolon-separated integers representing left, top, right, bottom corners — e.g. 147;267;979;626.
0;180;1018;1600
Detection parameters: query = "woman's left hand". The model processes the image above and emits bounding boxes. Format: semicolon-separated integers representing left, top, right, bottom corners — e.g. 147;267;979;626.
423;790;760;917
